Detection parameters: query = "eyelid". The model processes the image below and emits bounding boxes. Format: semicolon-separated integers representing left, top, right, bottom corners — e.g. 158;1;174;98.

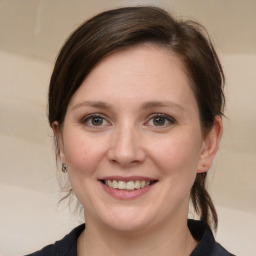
81;113;111;126
145;113;176;126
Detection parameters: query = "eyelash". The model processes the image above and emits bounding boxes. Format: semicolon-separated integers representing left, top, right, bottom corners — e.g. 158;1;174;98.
146;113;176;127
81;113;110;127
81;113;176;128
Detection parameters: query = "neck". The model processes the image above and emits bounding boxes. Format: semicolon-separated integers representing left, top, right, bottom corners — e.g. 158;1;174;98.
77;216;197;256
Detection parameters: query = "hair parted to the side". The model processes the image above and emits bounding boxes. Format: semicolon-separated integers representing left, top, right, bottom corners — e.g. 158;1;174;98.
48;6;225;230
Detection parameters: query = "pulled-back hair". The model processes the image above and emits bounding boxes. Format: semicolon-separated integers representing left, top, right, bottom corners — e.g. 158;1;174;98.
48;6;225;230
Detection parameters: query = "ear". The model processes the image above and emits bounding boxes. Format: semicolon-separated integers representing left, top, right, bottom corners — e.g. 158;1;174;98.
52;121;66;163
197;116;223;173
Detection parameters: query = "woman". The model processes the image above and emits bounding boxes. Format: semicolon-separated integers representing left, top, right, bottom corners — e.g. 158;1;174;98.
27;6;235;256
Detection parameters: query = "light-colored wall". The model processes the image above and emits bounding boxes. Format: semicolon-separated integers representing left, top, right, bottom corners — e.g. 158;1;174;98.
1;1;256;255
0;48;255;255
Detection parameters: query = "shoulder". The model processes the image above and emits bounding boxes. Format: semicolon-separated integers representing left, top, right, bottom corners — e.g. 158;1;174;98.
25;224;85;256
188;219;236;256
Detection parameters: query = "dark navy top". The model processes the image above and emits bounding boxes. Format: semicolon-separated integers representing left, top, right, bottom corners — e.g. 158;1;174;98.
25;220;235;256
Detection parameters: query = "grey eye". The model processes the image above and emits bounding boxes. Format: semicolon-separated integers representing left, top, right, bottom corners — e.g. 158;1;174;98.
91;116;104;126
82;114;109;127
153;116;166;126
146;113;175;127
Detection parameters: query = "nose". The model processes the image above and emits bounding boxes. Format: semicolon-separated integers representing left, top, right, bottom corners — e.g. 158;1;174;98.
107;123;146;167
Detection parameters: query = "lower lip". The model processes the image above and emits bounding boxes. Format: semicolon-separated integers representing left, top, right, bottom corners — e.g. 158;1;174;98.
101;182;156;200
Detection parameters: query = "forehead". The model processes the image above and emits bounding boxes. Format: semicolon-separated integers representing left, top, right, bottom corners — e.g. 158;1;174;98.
68;44;196;110
93;43;188;82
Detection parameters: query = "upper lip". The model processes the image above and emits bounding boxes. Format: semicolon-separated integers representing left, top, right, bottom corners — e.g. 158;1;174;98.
99;176;157;182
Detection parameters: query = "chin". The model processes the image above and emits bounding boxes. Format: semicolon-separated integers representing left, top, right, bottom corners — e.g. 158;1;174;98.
98;206;155;233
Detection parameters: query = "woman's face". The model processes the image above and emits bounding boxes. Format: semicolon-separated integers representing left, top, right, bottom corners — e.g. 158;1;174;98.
56;45;219;233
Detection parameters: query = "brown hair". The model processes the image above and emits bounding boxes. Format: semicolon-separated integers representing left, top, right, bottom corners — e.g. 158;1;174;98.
48;6;225;230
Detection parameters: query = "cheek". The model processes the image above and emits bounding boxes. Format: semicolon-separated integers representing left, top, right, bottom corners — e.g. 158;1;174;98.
62;134;108;205
62;132;107;176
150;134;202;178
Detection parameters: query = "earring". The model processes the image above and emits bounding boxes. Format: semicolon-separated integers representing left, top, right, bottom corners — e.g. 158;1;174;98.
202;163;208;168
62;163;68;173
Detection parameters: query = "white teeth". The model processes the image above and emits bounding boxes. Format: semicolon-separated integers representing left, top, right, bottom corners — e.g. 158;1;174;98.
118;181;126;189
134;180;141;189
106;180;112;187
141;180;146;188
112;180;118;189
104;180;152;190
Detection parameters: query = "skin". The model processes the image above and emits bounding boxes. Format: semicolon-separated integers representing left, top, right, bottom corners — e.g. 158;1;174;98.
53;44;222;256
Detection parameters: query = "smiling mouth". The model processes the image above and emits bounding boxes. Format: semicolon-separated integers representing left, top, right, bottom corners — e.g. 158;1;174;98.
101;180;157;191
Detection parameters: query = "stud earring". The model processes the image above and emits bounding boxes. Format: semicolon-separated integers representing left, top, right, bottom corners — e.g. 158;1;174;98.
202;163;208;168
62;163;68;173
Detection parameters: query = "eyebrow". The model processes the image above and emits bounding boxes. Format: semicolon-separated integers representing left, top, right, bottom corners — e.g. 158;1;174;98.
72;101;112;110
72;100;184;111
141;101;184;111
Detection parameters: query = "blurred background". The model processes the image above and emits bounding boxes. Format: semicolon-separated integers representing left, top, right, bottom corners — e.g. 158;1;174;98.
0;0;255;255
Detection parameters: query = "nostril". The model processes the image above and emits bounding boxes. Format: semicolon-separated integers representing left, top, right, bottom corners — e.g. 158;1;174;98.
107;132;146;166
107;151;145;167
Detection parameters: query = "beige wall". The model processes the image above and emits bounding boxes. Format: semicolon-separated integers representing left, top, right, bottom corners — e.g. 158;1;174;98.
0;1;256;255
